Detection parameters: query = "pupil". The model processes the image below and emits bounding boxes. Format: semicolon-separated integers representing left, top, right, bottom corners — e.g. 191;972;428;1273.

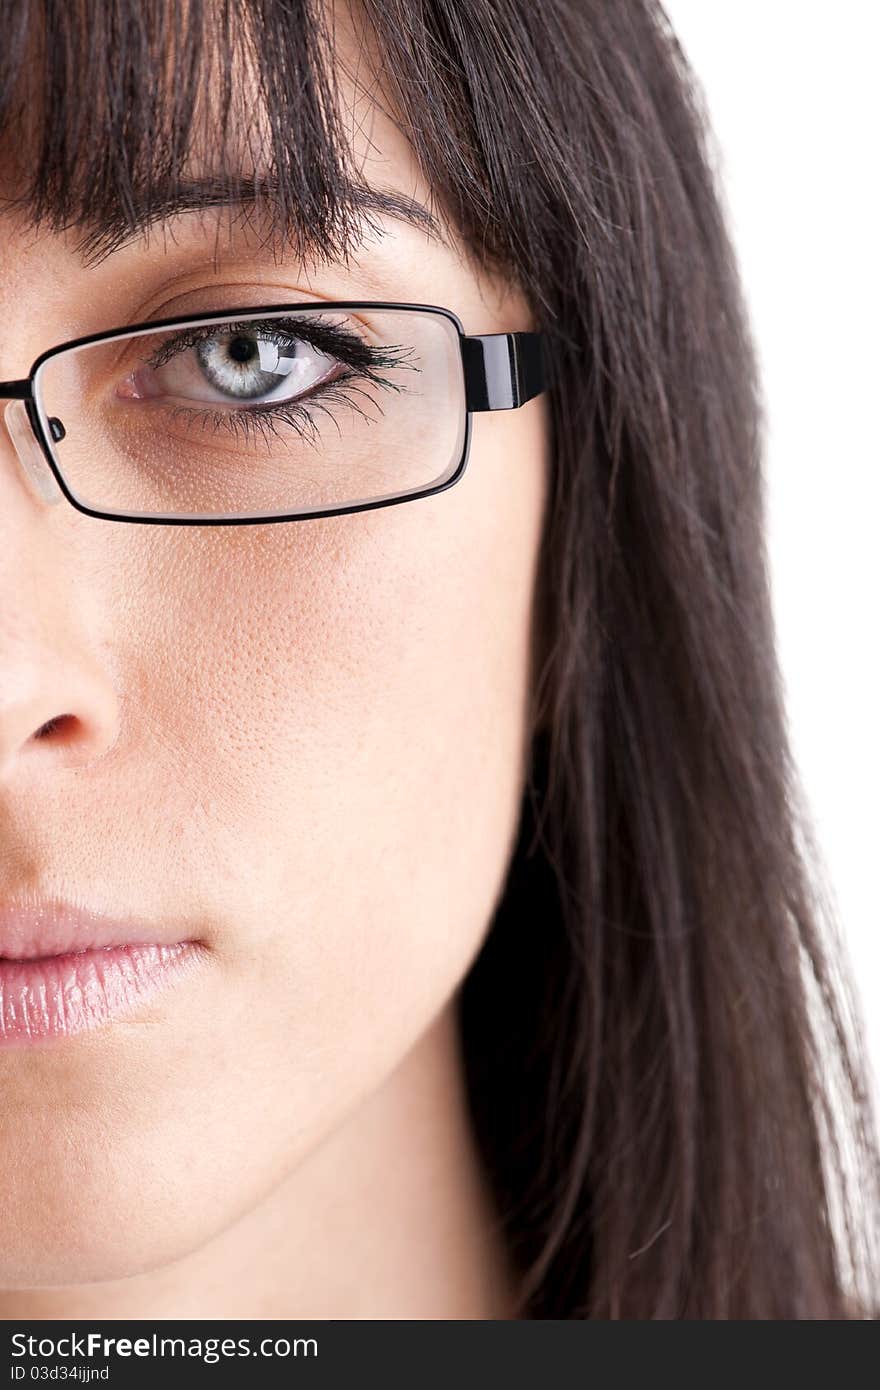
228;336;256;364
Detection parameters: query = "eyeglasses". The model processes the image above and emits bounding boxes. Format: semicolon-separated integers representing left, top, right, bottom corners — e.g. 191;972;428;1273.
0;301;545;526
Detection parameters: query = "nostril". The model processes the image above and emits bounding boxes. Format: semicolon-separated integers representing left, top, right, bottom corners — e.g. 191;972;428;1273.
34;714;73;740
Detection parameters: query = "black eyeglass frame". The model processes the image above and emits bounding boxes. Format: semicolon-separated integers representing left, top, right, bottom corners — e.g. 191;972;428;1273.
0;300;545;526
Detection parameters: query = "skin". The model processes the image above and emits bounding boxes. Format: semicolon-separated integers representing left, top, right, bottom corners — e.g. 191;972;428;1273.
0;9;548;1318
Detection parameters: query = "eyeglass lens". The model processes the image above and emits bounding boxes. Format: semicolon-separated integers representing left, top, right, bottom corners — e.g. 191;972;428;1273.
32;307;467;520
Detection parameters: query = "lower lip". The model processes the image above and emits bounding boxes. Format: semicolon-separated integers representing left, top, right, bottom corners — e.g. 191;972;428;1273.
0;943;201;1046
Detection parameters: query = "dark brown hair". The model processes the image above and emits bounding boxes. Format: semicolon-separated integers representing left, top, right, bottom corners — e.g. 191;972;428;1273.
2;0;877;1318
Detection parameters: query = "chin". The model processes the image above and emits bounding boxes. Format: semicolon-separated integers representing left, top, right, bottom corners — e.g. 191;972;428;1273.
0;1132;218;1289
2;1190;207;1289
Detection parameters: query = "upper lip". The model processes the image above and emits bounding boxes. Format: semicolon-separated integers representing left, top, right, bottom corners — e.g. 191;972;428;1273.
0;896;191;961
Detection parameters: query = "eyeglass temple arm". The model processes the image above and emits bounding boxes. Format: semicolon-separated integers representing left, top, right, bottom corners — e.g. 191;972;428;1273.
0;379;33;400
460;332;545;413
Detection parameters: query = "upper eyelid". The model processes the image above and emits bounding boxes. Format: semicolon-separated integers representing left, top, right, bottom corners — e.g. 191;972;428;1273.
53;301;438;347
138;318;364;369
135;316;375;366
55;308;369;375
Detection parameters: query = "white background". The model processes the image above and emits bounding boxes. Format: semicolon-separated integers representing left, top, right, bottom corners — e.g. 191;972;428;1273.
662;2;879;1108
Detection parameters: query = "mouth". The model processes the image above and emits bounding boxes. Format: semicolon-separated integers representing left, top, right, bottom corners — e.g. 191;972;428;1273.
0;897;205;1046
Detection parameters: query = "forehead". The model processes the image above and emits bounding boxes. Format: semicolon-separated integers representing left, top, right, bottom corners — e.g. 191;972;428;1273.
0;0;451;271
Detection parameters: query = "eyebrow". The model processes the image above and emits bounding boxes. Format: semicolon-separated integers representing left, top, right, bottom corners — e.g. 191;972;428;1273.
71;172;447;269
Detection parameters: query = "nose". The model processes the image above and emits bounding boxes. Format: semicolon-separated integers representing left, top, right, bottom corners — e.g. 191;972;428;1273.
0;403;121;779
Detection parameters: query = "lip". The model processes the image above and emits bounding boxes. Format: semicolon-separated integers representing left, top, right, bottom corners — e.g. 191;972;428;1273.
0;897;205;1046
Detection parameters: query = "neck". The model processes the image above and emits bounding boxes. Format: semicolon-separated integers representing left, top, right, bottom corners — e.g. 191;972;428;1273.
0;1000;518;1319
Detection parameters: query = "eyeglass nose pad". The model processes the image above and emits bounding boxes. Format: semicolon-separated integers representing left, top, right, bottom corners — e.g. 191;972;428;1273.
3;398;64;505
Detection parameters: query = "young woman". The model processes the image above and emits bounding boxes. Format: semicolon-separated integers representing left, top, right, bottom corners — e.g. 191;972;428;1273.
0;0;876;1320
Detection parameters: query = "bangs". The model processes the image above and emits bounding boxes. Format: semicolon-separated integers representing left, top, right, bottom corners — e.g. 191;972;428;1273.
0;0;442;268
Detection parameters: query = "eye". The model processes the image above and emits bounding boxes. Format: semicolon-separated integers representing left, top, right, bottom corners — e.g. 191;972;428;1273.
117;324;341;410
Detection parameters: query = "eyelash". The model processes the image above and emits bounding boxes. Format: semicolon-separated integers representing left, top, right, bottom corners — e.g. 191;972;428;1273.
139;316;419;447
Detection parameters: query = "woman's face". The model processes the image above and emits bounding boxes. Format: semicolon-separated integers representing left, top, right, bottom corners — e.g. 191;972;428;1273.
0;16;548;1284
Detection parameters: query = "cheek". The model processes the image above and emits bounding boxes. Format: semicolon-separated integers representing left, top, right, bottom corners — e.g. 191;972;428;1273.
120;396;546;996
138;401;543;1044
